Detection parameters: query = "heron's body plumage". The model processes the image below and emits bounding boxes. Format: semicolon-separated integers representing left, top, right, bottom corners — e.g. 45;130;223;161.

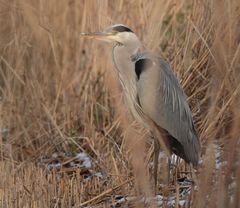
113;44;200;166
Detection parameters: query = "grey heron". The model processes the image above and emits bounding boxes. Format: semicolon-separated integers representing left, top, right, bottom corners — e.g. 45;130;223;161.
81;24;200;186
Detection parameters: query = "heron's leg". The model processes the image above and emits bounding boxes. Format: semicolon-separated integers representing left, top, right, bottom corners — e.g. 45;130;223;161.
189;163;198;185
190;163;193;179
153;137;160;193
168;157;171;185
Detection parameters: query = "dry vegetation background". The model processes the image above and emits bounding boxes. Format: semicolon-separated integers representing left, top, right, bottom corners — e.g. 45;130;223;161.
0;0;240;207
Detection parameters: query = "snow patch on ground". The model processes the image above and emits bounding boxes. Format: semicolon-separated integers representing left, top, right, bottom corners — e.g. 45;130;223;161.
115;192;190;207
76;152;92;168
47;163;62;170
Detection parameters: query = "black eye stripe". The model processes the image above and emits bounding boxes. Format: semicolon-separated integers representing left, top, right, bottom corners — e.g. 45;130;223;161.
113;25;133;33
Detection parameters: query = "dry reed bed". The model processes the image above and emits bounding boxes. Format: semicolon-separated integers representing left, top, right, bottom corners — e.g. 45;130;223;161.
0;0;240;207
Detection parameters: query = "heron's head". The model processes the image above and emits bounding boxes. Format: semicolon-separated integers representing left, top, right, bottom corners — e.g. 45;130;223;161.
81;24;141;54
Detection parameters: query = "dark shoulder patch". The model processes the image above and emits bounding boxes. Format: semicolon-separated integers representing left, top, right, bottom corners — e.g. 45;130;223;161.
135;59;153;80
113;25;133;33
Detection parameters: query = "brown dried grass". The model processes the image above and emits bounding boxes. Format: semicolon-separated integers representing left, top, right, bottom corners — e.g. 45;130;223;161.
0;0;240;207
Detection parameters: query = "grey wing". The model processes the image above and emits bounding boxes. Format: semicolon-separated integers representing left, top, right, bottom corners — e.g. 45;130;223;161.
136;58;200;165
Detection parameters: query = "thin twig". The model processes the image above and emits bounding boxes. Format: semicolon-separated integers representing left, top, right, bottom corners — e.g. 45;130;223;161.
77;178;133;207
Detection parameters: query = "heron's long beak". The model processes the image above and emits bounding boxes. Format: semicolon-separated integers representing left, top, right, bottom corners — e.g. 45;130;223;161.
80;32;118;42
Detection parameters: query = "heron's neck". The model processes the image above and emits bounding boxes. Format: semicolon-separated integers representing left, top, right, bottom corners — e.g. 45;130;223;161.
115;44;140;60
128;44;141;56
112;45;144;125
112;44;139;100
112;45;137;73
